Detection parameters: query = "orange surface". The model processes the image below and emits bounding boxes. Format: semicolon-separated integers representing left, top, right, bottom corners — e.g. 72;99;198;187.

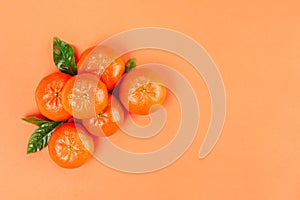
1;0;300;199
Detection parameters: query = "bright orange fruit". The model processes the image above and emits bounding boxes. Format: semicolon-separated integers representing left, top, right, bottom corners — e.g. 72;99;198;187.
82;94;124;137
61;73;108;119
77;46;125;91
119;68;167;115
35;72;72;121
100;57;125;91
48;122;94;169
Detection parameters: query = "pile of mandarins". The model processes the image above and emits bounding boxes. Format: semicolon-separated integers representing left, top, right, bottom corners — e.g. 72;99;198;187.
23;38;166;169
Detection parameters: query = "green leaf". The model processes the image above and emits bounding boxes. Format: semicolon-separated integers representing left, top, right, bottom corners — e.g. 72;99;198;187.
22;116;51;126
25;118;66;154
125;58;137;73
53;38;77;76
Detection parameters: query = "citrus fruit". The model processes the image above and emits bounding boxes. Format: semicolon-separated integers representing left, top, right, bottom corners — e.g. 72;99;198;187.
76;46;95;70
82;94;124;137
119;68;167;115
35;72;72;121
100;57;125;91
61;73;108;119
48;122;94;169
77;46;125;91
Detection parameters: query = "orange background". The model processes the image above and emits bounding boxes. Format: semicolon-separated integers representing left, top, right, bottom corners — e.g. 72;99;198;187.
1;0;300;199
